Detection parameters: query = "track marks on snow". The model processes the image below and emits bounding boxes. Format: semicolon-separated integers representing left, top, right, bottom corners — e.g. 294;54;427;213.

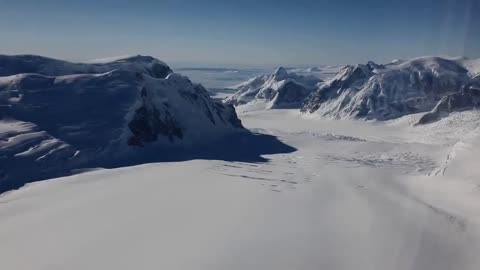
323;151;436;174
289;131;368;142
209;156;314;192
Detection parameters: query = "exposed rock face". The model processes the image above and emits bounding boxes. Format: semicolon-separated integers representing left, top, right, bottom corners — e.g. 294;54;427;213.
269;81;314;109
128;96;183;146
417;76;480;125
225;67;322;109
302;57;472;120
0;55;245;192
302;64;373;114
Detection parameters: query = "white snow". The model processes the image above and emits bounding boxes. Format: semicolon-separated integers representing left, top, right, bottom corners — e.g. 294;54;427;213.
1;109;479;270
458;58;480;77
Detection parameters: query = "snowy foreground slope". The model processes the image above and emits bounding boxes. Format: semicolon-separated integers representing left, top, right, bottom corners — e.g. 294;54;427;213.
0;55;246;192
225;67;322;109
1;109;479;270
302;56;480;122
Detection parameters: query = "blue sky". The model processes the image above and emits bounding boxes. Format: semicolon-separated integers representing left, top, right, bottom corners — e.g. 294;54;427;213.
0;0;478;66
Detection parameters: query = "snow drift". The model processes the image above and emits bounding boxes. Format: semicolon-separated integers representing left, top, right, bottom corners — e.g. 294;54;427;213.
0;55;245;192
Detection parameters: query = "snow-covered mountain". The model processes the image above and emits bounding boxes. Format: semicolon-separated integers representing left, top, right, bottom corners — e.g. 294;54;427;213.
0;54;173;78
302;57;479;120
417;75;480;125
225;67;322;109
0;55;244;192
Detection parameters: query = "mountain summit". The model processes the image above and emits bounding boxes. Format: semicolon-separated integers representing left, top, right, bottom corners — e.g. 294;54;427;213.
225;67;322;109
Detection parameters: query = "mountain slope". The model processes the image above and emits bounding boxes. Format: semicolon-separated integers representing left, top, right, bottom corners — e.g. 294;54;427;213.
302;57;475;120
0;55;244;192
225;67;322;109
417;75;480;125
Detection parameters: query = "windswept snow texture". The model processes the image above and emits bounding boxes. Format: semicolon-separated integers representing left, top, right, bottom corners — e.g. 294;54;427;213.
1;109;479;270
225;67;322;109
302;57;480;120
0;55;247;192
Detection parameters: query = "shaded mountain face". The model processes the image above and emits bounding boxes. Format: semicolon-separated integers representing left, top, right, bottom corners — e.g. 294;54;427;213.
417;76;480;125
225;67;322;109
302;57;474;120
269;81;314;109
0;55;244;192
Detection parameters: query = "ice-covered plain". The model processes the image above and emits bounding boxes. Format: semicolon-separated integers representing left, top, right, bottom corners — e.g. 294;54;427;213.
1;107;479;270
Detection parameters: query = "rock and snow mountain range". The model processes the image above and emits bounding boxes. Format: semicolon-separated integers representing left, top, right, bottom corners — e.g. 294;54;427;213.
0;55;244;192
301;57;480;123
225;67;322;109
225;56;479;124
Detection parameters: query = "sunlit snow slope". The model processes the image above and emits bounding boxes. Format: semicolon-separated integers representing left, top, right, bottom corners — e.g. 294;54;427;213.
1;109;479;270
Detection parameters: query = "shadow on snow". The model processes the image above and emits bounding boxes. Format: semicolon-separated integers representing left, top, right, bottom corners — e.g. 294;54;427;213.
0;131;297;194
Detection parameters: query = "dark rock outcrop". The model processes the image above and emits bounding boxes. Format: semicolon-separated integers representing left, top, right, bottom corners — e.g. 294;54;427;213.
417;76;480;125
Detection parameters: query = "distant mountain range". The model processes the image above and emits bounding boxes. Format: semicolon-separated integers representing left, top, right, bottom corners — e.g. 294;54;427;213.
302;57;480;124
227;56;480;124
